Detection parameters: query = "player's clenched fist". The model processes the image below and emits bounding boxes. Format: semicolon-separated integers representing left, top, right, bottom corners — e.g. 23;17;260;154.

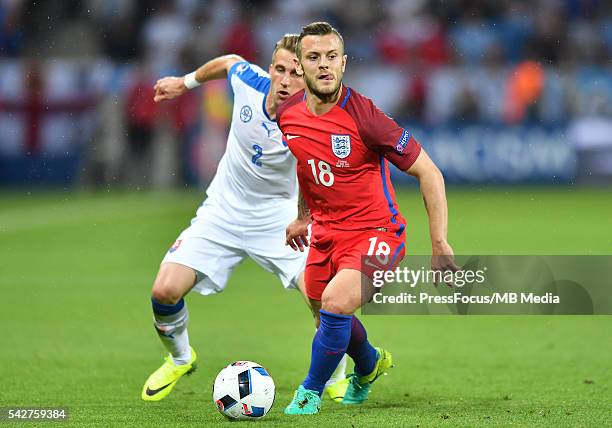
285;218;310;252
153;76;188;102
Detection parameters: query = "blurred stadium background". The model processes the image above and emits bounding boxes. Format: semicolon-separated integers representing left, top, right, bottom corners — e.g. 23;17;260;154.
1;1;611;426
1;0;611;187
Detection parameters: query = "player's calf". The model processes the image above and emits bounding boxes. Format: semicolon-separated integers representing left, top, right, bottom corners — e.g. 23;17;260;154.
143;262;199;401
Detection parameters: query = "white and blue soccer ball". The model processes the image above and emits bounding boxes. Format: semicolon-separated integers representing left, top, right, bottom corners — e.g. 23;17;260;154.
212;361;275;420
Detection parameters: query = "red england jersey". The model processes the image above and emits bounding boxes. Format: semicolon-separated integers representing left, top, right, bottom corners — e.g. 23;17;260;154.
277;86;421;235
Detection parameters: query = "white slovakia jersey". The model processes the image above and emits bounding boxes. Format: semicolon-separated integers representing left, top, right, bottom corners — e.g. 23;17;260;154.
162;61;306;294
204;61;297;220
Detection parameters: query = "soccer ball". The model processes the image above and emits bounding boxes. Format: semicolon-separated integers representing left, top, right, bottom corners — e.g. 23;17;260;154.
212;361;275;420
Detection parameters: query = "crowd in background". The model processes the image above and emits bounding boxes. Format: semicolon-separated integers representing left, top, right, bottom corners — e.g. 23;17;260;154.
0;0;611;185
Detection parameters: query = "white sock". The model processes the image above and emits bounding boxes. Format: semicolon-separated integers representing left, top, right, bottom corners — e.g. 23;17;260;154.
152;300;192;365
326;354;348;386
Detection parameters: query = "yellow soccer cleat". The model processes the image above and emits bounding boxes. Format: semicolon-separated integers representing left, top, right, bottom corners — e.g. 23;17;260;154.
141;347;197;401
324;377;350;403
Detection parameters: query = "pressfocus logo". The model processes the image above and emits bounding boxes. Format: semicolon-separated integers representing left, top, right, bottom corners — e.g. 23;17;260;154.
361;255;612;315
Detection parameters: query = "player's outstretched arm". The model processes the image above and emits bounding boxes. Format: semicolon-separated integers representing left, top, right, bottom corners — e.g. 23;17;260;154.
153;54;244;103
406;149;459;277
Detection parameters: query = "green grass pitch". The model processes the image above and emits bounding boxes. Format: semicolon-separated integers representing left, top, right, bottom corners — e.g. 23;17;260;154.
1;187;610;427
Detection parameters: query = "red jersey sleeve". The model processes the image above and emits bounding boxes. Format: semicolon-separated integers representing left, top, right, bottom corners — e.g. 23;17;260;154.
345;88;422;171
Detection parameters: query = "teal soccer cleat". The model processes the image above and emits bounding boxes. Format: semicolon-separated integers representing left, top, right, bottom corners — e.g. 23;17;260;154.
342;347;393;405
284;385;322;415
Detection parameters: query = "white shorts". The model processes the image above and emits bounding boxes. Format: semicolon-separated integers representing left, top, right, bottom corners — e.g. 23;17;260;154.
161;197;307;295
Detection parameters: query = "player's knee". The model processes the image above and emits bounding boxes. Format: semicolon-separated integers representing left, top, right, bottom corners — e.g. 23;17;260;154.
151;276;183;305
320;293;352;315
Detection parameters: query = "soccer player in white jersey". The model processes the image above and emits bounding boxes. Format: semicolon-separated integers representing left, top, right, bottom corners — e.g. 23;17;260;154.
141;35;347;402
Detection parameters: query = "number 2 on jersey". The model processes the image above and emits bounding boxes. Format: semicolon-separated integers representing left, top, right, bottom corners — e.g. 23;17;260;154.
307;159;334;187
252;144;263;167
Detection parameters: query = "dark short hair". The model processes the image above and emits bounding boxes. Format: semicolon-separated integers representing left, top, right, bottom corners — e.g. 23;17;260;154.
273;33;300;57
296;21;344;58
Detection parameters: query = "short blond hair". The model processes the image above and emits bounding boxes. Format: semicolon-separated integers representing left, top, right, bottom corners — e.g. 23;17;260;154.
273;34;300;58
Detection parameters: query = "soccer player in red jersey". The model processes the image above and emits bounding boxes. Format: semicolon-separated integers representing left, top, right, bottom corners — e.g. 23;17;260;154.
278;22;457;415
